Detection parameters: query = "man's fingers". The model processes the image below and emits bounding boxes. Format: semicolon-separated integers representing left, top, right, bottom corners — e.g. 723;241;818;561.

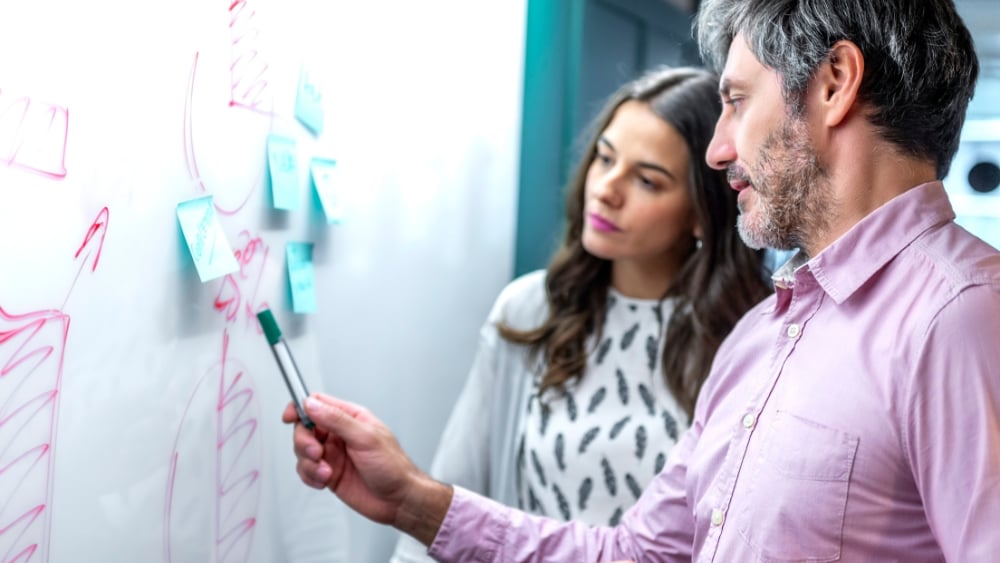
304;396;369;445
297;457;333;489
292;421;324;461
281;401;300;424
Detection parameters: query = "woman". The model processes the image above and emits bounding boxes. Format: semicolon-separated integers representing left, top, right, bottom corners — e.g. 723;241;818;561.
392;66;771;561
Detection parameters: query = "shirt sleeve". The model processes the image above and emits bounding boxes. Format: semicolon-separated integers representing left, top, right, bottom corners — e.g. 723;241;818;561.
904;282;1000;561
427;422;699;562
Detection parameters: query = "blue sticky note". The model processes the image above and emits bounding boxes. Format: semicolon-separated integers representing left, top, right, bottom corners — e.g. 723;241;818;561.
294;65;324;136
286;241;317;314
310;157;344;224
268;135;299;210
176;196;239;282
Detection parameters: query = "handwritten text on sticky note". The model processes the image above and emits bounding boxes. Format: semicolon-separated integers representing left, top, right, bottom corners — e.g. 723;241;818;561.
286;241;317;314
267;135;299;210
294;65;324;136
176;196;239;282
310;157;344;224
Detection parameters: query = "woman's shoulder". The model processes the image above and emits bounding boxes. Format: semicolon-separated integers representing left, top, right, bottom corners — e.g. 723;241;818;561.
487;269;549;329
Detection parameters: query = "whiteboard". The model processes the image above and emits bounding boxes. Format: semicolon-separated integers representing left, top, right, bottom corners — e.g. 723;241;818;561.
0;0;525;561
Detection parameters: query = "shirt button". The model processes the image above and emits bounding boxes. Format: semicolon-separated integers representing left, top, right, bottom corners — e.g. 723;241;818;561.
742;413;756;429
786;323;801;338
710;508;725;527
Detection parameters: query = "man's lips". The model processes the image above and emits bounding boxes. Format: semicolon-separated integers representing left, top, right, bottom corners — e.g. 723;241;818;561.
727;168;752;192
730;179;751;192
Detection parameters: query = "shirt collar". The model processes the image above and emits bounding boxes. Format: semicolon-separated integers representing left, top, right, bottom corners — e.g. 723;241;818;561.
799;181;955;305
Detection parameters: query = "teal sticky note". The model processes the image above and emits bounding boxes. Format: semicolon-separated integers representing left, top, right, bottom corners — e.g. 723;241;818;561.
176;196;239;282
294;65;324;136
310;157;344;224
268;135;299;210
286;241;317;314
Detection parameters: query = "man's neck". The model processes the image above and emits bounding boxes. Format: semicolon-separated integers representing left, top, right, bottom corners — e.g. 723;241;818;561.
805;127;937;257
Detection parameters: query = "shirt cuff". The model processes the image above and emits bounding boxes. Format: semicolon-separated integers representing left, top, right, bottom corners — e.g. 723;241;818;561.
428;485;510;562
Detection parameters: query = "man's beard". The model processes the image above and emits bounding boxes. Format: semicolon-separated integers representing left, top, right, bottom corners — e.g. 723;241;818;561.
730;117;833;253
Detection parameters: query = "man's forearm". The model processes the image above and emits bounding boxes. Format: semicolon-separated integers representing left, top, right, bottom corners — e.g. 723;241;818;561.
394;475;454;546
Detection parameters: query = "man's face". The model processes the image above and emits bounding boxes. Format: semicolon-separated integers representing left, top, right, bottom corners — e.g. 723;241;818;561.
706;33;833;252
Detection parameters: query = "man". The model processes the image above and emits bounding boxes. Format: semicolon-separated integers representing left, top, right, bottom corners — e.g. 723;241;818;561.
287;0;1000;560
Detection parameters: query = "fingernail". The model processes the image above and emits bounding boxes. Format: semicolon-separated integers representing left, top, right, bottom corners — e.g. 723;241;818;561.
305;444;321;460
304;397;320;412
316;463;332;481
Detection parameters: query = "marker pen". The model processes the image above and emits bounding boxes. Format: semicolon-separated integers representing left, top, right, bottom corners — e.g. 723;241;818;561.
257;309;315;429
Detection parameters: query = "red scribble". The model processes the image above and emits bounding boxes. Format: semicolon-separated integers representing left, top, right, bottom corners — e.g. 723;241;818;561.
183;53;272;217
0;307;69;563
228;0;271;113
61;207;110;310
72;207;109;273
213;231;270;332
0;88;69;179
164;330;261;563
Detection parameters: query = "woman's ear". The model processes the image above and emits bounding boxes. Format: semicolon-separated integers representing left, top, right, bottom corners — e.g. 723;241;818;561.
812;40;864;128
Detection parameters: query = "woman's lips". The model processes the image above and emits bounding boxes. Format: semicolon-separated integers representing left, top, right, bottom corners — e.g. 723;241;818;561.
588;213;621;232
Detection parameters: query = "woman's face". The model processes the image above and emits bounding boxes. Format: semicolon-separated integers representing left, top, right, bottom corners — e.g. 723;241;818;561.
581;100;699;278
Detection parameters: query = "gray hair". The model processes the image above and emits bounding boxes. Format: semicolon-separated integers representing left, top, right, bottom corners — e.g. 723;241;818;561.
695;0;979;179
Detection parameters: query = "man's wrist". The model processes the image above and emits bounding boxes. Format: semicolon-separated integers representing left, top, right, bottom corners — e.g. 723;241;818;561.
394;474;454;546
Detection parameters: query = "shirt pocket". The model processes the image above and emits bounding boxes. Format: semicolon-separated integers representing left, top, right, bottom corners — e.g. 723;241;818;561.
737;410;859;562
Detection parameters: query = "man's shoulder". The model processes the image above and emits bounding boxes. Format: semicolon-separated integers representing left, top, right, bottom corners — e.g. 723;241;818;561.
908;221;1000;294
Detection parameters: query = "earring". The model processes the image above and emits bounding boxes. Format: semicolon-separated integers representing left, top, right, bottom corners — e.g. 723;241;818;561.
695;238;703;251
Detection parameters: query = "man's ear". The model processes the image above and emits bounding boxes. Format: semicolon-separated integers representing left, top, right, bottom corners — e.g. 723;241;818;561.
812;40;864;128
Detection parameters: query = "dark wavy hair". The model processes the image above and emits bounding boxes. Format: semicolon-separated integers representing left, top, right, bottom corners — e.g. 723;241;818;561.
499;66;771;418
695;0;979;180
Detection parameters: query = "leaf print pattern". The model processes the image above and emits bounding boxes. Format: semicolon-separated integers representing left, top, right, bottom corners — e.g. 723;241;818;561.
646;334;658;370
516;289;685;526
635;425;647;460
578;477;593;511
540;403;551;436
662;410;678;441
566;393;578;421
602;457;617;495
553;483;571;520
609;507;623;526
625;473;642;499
531;449;547;487
595;337;612;365
587;387;607;413
578;426;600;454
555;433;565;471
609;415;631;439
620;322;639;350
617;369;629;405
638;383;655;415
528;487;547;516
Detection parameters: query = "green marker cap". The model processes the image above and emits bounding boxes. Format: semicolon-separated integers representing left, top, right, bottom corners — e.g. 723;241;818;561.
257;309;282;345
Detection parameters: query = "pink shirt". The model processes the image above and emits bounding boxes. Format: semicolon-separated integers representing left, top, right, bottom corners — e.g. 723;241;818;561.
429;181;1000;562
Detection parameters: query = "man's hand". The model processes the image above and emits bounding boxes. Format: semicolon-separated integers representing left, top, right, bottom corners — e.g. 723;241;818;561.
283;393;453;545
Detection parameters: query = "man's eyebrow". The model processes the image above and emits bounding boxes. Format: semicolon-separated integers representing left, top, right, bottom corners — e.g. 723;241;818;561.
718;77;747;97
